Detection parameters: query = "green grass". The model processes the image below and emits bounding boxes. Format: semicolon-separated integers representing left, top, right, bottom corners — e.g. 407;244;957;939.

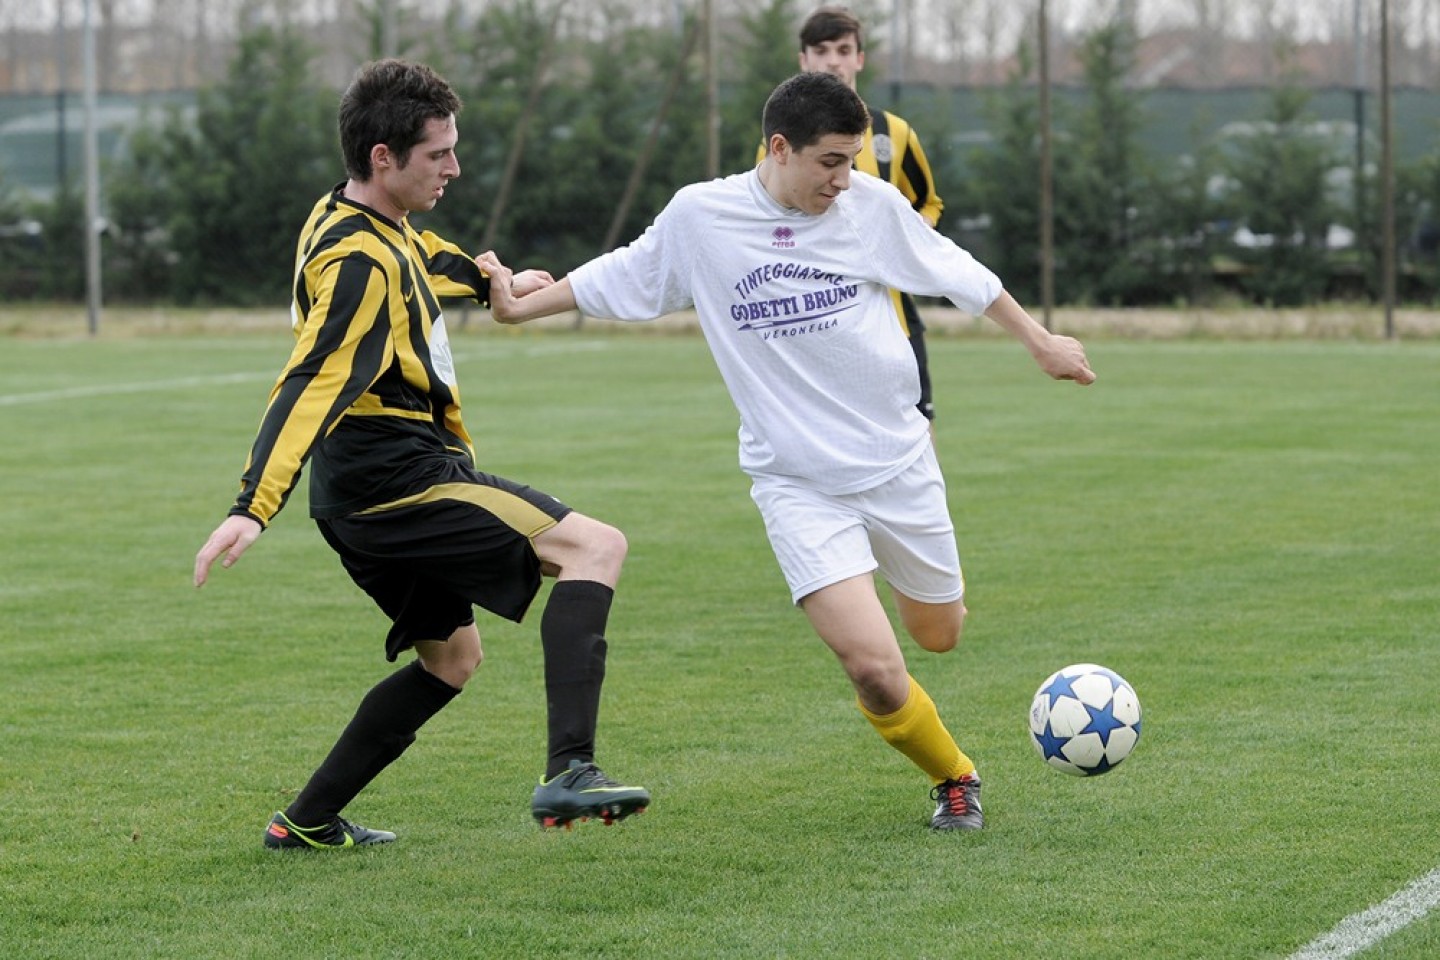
2;327;1437;959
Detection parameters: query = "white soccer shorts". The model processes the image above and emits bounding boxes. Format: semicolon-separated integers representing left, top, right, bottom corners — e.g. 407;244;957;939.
749;445;964;605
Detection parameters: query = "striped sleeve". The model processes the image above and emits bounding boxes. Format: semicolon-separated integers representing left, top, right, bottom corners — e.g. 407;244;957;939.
411;229;490;303
230;251;395;526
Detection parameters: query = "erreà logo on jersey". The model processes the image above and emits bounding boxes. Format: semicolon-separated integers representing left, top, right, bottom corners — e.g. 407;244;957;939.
771;226;796;249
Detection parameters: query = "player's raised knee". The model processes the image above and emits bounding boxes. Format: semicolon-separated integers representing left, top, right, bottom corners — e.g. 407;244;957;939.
912;608;965;653
573;516;627;581
588;519;628;567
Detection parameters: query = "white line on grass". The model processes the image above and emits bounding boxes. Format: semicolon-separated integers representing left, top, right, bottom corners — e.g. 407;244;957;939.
1288;866;1440;960
0;371;275;406
0;341;610;407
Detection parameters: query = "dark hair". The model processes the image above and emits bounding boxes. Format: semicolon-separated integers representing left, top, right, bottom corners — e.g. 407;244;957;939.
338;59;462;180
799;6;864;52
761;72;870;150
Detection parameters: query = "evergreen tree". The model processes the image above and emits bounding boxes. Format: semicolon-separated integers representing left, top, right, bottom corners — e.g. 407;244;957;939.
415;0;552;255
1397;151;1440;302
107;25;334;304
1063;21;1158;305
1222;70;1335;305
13;183;85;301
417;1;714;274
0;170;41;299
1141;135;1225;306
722;0;801;172
967;42;1046;304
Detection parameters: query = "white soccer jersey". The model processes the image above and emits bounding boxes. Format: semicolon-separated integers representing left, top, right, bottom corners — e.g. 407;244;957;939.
570;169;1002;495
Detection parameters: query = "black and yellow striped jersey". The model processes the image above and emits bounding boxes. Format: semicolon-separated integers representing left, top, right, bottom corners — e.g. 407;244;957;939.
853;110;943;228
229;185;490;527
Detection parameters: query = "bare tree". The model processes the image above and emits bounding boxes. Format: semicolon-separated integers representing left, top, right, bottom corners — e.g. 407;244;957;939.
1401;0;1440;86
944;0;978;85
4;3;21;91
979;0;1007;85
9;0;1440;97
1188;0;1230;87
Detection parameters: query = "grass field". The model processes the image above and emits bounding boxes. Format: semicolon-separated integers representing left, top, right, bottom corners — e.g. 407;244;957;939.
2;324;1437;958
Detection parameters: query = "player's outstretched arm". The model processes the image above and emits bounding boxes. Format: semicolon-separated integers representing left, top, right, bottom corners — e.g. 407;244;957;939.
511;268;556;297
194;514;263;587
476;251;577;324
984;291;1096;385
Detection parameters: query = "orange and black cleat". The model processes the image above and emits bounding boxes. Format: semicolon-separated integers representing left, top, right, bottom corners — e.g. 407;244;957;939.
929;771;984;831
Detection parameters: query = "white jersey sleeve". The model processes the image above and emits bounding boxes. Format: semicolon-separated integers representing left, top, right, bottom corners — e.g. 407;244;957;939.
569;187;700;320
841;172;1002;315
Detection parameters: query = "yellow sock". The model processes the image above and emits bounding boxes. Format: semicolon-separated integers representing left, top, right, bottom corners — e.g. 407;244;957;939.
859;676;975;784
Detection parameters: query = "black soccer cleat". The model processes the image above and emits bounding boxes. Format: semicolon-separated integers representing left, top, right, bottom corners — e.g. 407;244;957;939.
929;771;984;831
531;759;650;829
262;810;397;850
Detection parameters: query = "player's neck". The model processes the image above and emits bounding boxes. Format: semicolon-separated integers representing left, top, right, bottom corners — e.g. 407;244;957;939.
343;179;406;225
756;160;793;211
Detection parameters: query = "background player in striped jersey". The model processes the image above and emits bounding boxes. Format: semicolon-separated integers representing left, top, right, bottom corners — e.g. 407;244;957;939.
478;72;1095;832
194;58;649;849
759;6;946;434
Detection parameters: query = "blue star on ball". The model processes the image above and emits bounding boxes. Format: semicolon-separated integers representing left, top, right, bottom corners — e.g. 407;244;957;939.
1038;671;1083;708
1080;697;1127;747
1033;721;1070;762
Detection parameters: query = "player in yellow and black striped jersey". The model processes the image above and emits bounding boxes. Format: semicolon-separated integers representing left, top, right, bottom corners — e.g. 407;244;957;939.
758;6;944;426
236;187;489;525
194;59;649;849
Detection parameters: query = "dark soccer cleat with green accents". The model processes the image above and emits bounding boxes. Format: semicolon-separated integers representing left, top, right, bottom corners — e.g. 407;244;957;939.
929;772;984;831
262;810;397;850
531;759;650;828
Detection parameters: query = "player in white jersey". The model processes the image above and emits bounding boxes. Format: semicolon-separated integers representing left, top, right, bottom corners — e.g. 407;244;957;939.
477;72;1095;831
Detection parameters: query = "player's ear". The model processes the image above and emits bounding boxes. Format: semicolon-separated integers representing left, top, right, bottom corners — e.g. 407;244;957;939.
768;133;791;163
371;142;394;172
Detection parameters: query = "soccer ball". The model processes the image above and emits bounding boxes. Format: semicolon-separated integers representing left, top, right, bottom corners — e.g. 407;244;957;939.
1028;663;1142;776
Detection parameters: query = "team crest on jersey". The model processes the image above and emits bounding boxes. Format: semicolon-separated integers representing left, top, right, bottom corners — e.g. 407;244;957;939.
771;226;795;249
872;133;894;163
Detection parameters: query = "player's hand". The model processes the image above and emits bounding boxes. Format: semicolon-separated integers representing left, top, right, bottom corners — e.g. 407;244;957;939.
476;250;519;321
194;514;263;587
512;268;555;298
1032;333;1096;385
477;251;576;323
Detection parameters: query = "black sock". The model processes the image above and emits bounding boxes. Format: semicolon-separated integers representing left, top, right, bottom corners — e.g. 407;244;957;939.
286;659;460;826
540;580;613;779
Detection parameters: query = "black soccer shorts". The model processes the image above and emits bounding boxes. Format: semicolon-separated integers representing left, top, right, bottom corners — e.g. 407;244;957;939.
316;473;571;661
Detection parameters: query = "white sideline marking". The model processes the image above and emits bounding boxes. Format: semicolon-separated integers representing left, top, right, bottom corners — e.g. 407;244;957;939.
0;342;609;408
0;372;273;406
1288;867;1440;959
